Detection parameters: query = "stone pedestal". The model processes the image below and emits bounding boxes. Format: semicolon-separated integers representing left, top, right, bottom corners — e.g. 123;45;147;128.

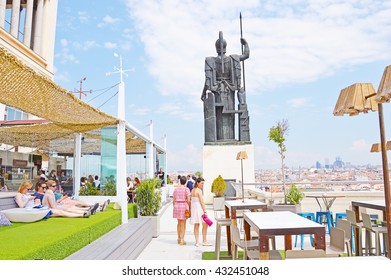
203;144;254;204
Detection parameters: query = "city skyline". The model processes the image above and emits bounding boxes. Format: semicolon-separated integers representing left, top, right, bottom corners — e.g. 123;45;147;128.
54;1;391;171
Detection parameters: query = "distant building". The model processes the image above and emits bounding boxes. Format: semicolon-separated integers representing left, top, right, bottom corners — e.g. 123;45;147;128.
333;156;344;168
316;161;322;169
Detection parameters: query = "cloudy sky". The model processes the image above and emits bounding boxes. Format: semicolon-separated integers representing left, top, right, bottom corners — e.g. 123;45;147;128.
54;0;391;172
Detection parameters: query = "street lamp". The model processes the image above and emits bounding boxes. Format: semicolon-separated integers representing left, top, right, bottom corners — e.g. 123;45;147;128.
236;150;248;202
333;69;391;259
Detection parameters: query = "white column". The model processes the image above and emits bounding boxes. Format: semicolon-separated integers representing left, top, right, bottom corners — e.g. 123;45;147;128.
33;0;44;54
73;133;82;199
147;120;154;179
163;134;167;186
23;0;34;47
10;0;21;38
0;0;6;29
117;120;128;224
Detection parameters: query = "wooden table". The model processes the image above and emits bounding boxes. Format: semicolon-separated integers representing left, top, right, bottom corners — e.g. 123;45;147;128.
224;199;268;255
351;199;386;256
244;211;326;260
306;195;345;211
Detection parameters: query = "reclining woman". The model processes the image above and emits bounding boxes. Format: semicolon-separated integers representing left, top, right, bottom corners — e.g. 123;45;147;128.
56;192;108;212
15;180;41;208
43;180;91;218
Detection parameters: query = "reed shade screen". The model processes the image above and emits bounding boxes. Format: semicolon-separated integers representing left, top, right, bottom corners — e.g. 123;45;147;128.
0;47;147;154
0;47;118;131
333;83;378;116
0;124;147;154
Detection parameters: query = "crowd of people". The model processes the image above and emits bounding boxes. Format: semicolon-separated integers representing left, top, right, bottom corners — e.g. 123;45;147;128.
172;175;211;247
14;169;110;219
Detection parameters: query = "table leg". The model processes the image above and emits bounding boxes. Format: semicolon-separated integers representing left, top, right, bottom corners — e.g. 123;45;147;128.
284;235;292;251
315;197;322;211
352;204;360;256
225;206;232;256
313;229;326;250
259;234;269;260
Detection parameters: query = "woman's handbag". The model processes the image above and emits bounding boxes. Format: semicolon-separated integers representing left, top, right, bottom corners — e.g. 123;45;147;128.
184;209;191;219
202;213;213;226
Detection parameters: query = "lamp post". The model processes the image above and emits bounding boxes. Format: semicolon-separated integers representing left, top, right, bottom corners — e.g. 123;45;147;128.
236;151;248;202
334;77;391;259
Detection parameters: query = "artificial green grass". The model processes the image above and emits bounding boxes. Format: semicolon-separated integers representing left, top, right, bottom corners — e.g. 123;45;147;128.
202;250;286;260
0;203;138;260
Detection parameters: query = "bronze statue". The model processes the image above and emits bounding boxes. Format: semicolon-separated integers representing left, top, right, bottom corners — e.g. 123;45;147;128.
201;31;251;144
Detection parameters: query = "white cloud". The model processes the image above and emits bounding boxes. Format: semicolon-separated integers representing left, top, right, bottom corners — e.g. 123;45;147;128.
350;139;370;152
104;42;117;49
60;39;68;47
73;40;99;51
287;98;312;108
133;108;151;116
55;47;79;65
78;11;90;23
124;0;391;104
168;143;202;171
98;15;121;27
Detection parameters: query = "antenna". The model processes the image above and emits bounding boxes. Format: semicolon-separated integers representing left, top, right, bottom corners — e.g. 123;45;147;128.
106;53;135;83
73;77;92;100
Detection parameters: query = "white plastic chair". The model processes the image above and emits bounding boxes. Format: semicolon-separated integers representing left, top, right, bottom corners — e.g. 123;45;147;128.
335;219;352;256
325;227;345;257
362;213;388;256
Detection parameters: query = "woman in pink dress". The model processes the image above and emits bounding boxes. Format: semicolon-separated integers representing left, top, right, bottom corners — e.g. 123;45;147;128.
189;177;211;246
172;176;190;245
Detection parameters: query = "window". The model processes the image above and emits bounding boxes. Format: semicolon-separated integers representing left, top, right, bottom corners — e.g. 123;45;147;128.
5;107;28;121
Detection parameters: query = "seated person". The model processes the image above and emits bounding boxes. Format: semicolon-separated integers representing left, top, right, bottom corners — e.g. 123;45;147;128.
15;180;41;208
55;192;109;212
33;181;46;204
43;180;91;218
0;181;8;192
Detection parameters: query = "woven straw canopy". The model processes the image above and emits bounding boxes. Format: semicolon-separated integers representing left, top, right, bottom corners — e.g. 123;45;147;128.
0;47;147;154
333;83;378;116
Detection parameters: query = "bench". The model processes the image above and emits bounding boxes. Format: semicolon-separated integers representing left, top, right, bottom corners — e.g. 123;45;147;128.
65;217;152;260
0;196;18;211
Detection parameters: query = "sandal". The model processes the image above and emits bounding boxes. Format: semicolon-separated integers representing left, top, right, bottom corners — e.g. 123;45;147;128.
179;240;186;246
202;241;212;246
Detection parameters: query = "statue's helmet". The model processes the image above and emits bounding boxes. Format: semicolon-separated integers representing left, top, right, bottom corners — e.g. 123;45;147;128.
215;31;227;54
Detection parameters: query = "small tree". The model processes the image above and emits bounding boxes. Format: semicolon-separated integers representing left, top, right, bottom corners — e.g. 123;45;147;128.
268;119;289;204
136;178;162;216
211;175;226;197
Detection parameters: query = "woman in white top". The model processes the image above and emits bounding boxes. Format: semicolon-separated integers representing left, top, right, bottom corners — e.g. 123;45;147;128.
15;180;40;208
189;177;211;246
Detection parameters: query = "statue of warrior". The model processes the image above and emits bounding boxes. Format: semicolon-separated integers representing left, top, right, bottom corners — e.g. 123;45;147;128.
201;31;250;143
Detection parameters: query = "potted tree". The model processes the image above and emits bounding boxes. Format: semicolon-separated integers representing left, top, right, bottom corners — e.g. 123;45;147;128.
268;119;289;204
136;178;162;237
211;175;227;210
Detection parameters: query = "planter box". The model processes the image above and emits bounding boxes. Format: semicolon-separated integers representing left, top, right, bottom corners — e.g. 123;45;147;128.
213;197;225;210
271;204;301;213
144;215;160;238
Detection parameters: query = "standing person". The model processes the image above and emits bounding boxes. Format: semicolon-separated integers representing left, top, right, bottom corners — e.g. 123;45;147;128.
39;170;47;181
186;175;194;192
189;177;211;247
172;175;190;246
157;168;165;186
93;175;100;188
